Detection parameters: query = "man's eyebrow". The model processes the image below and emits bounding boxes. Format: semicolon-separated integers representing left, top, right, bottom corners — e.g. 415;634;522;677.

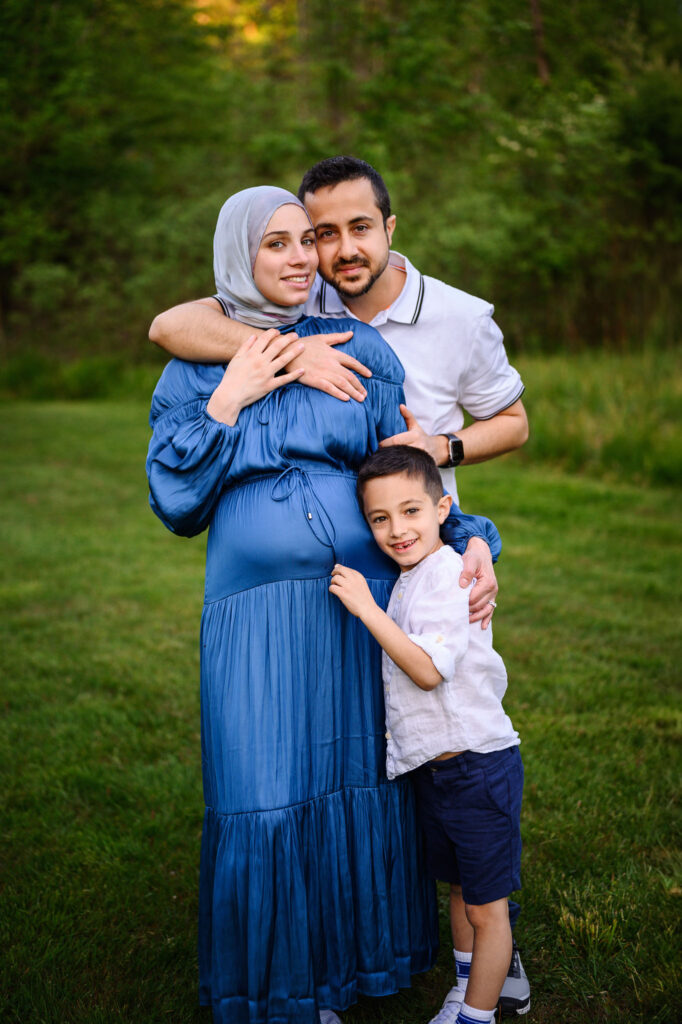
314;214;377;229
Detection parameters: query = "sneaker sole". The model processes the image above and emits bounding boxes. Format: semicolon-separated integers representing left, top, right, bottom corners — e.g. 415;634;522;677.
499;997;530;1017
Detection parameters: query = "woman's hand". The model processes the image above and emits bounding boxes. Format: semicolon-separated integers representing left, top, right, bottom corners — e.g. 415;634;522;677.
206;330;305;424
329;564;377;620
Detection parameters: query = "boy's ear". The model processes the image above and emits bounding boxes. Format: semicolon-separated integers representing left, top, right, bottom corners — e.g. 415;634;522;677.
437;493;452;524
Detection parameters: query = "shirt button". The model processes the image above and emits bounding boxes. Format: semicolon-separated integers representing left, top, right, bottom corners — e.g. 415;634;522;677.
385;731;391;739
397;591;403;600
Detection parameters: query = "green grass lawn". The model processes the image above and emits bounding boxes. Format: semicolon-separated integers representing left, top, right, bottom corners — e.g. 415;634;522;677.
1;399;680;1024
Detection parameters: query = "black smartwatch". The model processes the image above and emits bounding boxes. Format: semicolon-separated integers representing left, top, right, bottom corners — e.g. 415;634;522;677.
443;433;464;468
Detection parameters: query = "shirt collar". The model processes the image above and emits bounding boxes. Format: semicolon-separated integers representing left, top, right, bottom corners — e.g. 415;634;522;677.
398;545;447;585
318;251;425;326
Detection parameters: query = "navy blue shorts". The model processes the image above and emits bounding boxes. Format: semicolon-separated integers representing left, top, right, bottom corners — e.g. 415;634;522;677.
412;745;523;907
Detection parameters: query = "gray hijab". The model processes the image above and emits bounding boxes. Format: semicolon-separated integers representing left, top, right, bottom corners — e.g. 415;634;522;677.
213;186;313;329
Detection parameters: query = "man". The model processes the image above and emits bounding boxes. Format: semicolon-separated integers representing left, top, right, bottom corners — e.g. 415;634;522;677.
149;156;530;1020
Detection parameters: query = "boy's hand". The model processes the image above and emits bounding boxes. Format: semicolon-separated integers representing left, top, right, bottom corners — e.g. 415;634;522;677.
329;564;377;619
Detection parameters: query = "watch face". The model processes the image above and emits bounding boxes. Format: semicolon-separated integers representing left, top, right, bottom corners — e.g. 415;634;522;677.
448;436;464;467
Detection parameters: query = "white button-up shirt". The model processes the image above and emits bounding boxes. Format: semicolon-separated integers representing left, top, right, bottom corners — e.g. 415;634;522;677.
382;544;519;780
306;253;524;502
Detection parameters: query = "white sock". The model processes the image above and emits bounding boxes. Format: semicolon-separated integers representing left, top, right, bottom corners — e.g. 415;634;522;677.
453;947;472;994
455;1003;495;1024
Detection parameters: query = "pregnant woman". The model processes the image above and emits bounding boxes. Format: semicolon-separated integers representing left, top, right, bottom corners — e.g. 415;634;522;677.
146;186;500;1024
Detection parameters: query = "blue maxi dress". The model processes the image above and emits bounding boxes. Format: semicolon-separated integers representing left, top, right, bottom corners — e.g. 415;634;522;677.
147;317;500;1024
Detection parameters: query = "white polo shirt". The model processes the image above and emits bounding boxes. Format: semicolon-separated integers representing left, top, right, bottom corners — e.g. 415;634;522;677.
382;544;520;780
305;252;524;501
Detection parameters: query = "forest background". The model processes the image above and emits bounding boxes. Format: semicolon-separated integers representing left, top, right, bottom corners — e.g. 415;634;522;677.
1;0;681;377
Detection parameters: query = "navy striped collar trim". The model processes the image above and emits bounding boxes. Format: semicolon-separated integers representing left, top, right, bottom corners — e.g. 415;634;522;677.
318;269;425;325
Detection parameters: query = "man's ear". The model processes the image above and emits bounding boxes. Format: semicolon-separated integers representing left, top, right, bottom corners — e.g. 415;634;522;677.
437;493;453;524
385;214;396;246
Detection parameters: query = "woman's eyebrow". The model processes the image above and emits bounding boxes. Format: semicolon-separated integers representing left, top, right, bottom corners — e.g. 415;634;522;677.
261;228;315;240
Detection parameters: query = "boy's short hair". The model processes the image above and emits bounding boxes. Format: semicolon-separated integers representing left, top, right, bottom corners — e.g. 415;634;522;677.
297;155;392;225
357;445;443;511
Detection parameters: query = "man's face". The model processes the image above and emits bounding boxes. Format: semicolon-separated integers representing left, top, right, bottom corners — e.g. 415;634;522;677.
303;178;396;299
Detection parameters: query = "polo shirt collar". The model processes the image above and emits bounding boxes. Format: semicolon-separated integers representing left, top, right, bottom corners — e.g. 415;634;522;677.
317;251;425;327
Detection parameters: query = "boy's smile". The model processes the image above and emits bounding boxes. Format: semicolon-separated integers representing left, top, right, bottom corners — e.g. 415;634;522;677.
362;471;452;571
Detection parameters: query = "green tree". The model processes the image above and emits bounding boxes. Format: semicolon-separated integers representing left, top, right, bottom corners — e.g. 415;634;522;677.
0;0;229;348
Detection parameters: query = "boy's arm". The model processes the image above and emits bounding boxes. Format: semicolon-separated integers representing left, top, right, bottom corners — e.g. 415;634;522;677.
329;565;443;691
148;297;368;401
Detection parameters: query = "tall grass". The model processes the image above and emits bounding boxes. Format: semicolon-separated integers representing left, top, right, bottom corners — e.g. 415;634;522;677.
514;348;682;488
1;393;680;1023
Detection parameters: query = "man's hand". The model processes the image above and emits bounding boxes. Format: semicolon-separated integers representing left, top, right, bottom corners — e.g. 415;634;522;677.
329;564;378;619
459;536;499;629
379;405;448;465
288;331;371;402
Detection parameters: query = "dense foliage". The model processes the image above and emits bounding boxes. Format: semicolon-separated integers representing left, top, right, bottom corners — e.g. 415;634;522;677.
1;0;681;357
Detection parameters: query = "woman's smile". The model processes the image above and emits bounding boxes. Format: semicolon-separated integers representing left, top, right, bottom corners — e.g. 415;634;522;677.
253;204;318;306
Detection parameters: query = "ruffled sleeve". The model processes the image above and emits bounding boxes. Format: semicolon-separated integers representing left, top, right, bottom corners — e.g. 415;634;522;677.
147;360;240;537
441;503;502;562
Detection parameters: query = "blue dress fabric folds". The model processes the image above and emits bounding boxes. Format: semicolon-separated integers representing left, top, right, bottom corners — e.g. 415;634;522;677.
147;317;501;1023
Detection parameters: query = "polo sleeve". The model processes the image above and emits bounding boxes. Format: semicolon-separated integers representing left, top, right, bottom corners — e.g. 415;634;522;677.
459;312;525;421
407;558;470;682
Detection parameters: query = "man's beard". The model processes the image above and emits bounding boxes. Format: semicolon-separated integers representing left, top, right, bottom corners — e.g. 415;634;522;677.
325;250;390;299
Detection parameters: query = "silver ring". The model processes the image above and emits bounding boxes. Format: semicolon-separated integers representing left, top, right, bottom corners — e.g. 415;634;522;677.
488;599;497;608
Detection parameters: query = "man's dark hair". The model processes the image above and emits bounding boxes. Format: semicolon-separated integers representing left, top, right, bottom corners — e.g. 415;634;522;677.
298;156;392;225
357;445;443;511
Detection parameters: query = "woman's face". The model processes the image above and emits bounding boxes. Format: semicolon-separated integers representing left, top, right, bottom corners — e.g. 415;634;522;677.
253;204;318;306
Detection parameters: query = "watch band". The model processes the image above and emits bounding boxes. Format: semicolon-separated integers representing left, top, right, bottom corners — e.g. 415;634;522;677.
443;433;464;468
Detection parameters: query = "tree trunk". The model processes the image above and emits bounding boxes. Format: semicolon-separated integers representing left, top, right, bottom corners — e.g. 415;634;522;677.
529;0;550;83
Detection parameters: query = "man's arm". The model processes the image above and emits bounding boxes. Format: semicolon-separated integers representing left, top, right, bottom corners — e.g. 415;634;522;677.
380;400;528;466
448;398;529;466
149;297;255;362
149;297;370;402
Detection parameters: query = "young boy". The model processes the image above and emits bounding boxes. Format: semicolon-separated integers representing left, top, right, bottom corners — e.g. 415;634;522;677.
329;446;526;1024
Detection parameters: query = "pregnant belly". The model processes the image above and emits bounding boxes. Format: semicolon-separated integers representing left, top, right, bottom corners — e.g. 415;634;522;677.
204;469;397;601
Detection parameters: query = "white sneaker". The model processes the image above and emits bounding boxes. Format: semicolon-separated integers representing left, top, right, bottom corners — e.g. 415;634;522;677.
428;985;464;1024
319;1011;342;1024
498;941;530;1016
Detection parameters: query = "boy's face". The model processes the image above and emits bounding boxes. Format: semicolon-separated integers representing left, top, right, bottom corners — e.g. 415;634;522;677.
362;471;452;571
